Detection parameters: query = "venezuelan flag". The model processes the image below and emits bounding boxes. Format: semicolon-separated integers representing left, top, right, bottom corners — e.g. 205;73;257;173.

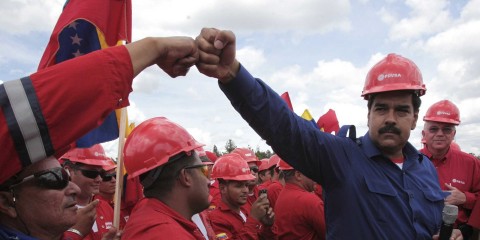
38;0;132;148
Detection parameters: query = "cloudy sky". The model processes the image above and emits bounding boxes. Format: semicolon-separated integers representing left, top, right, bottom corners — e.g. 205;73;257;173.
1;0;479;157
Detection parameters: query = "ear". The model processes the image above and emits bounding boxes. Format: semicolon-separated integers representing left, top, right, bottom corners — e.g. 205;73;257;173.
0;192;17;218
411;111;418;130
177;169;193;187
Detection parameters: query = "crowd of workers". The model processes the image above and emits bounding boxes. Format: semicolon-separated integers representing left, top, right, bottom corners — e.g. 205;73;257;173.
0;26;479;240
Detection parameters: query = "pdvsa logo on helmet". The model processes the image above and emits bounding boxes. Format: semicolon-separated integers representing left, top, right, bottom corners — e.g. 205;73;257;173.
436;110;451;116
242;167;250;173
94;152;106;157
377;73;402;81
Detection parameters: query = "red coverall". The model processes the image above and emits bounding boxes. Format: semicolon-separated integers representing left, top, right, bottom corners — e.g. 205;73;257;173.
122;198;205;239
208;200;274;239
209;180;221;210
420;148;480;227
266;180;283;208
0;45;133;184
93;195;128;229
63;199;117;240
274;183;326;240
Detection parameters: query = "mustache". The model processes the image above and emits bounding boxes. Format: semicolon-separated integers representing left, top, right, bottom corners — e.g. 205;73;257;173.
378;125;401;135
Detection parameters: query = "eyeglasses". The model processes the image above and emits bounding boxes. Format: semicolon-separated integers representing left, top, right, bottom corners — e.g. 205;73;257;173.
75;167;105;180
249;166;259;173
10;167;71;190
184;164;209;178
102;173;116;182
428;126;455;134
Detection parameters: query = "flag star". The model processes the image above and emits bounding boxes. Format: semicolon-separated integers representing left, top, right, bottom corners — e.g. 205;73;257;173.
68;21;79;30
72;50;83;57
71;34;82;45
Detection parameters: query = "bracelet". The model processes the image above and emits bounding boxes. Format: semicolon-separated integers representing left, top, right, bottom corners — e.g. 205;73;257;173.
67;228;84;237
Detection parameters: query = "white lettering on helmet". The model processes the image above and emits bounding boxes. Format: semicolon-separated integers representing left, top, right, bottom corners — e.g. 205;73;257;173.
242;167;249;173
377;73;402;81
94;152;106;157
436;110;451;116
245;153;252;157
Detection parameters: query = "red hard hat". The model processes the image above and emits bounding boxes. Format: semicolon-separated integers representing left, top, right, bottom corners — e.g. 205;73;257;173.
205;151;218;163
423;100;460;125
211;153;256;181
258;158;270;172
123;117;204;178
362;53;426;99
103;158;117;171
277;159;294;170
197;147;214;166
231;148;261;166
268;154;281;169
60;144;110;166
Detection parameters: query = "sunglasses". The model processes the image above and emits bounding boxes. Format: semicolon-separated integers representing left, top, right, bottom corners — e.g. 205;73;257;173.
428;126;455;134
184;164;210;178
102;173;116;182
74;167;105;180
10;167;71;190
249;166;259;173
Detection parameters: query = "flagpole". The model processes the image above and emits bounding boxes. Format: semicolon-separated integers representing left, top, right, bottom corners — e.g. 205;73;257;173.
113;107;127;228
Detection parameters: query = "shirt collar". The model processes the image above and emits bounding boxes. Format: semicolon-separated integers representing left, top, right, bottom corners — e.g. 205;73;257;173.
361;132;424;163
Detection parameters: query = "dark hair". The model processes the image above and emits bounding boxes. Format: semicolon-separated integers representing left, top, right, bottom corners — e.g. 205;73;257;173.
367;91;422;112
282;170;296;182
141;151;196;197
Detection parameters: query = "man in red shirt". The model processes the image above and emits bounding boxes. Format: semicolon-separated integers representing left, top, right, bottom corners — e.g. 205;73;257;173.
0;36;198;240
209;153;275;239
61;144;119;240
274;160;326;240
122;117;210;239
231;147;263;213
420;100;480;239
266;154;284;208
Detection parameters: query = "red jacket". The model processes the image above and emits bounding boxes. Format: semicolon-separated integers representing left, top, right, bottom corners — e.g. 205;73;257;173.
274;183;326;240
93;195;127;229
266;180;283;208
122;197;205;239
0;45;133;184
208;200;274;240
209;180;221;210
420;147;480;225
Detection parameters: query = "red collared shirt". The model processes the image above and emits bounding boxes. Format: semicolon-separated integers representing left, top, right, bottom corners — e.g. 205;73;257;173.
274;183;326;240
123;198;205;240
266;180;283;208
208;200;274;240
420;147;480;225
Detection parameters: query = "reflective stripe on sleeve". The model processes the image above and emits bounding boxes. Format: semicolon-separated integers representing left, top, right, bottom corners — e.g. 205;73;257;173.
0;77;54;166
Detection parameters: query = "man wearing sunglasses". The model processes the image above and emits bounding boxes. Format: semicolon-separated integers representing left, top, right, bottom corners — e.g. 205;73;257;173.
122;117;211;239
420;100;480;239
0;33;199;240
61;144;119;240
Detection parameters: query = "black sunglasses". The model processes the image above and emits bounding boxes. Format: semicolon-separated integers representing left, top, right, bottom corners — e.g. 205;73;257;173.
102;173;116;182
249;166;259;173
10;167;71;190
75;167;105;180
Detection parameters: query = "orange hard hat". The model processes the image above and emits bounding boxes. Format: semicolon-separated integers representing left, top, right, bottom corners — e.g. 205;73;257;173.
423;100;460;125
277;159;294;170
123;117;204;178
211;153;256;181
60;144;110;166
231;147;261;166
362;53;426;99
